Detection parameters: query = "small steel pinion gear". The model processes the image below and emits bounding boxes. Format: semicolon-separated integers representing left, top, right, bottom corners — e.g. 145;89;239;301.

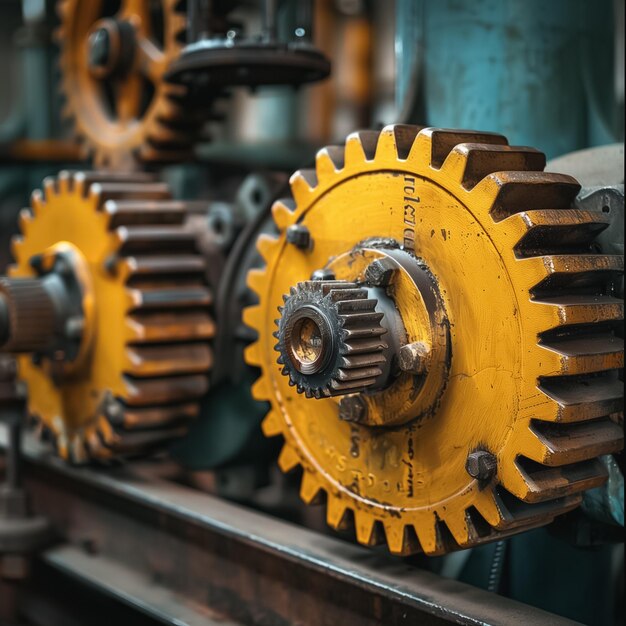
56;0;197;168
0;171;214;463
244;125;624;555
275;280;387;398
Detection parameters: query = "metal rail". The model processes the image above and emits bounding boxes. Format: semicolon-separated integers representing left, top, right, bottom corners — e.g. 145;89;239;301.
2;435;579;626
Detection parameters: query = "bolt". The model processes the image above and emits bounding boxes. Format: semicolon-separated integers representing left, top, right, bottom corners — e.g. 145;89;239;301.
311;268;335;281
398;341;430;375
338;395;367;423
466;451;497;482
88;28;111;69
364;258;396;287
286;224;312;250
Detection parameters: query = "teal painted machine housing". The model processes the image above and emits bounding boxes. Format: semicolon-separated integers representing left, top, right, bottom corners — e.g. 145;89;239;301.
396;0;619;158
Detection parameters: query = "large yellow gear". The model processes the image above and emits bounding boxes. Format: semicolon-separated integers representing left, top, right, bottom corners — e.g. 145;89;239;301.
57;0;192;168
6;170;214;463
244;125;624;555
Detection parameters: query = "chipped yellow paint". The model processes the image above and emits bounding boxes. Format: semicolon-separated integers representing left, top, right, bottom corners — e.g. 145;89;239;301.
11;178;129;458
245;125;624;555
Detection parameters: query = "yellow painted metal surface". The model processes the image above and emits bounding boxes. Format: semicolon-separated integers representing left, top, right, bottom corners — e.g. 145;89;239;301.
9;172;214;462
244;125;624;555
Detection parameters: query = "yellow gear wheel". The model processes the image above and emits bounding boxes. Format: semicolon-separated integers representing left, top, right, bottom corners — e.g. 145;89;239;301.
7;170;214;463
244;125;624;555
56;0;193;168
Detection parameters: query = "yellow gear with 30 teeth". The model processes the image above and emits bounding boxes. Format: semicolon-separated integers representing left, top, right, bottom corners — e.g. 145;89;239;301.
244;125;624;555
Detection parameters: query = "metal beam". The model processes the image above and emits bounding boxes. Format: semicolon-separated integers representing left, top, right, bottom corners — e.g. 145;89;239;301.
3;436;579;626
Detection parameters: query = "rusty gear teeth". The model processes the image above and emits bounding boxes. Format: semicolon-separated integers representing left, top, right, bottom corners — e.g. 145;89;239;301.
56;0;196;169
9;170;215;464
274;280;387;399
244;124;624;556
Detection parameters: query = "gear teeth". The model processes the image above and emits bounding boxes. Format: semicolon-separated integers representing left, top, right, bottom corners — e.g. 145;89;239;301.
42;177;58;202
525;419;623;466
527;254;623;296
300;471;324;504
418;128;508;169
510;456;609;504
271;200;296;231
126;312;215;343
275;280;387;397
17;210;33;236
383;522;421;556
123;374;208;406
315;145;345;180
256;234;280;264
442;143;546;190
532;294;623;327
326;497;352;530
345;130;380;165
242;305;263;331
245;342;262;368
278;443;300;473
512;209;611;257
354;512;385;546
539;333;623;376
251;376;271;401
124;344;212;376
246;270;266;297
471;171;580;222
536;373;623;423
376;124;423;161
10;238;24;264
441;511;472;547
290;169;317;206
261;409;283;437
30;189;45;216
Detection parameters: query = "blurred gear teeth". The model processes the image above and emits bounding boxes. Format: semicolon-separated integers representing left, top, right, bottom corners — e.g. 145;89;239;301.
9;171;214;464
244;124;624;556
57;0;195;169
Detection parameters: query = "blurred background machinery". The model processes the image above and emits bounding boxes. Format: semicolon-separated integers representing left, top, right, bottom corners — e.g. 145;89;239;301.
0;1;623;625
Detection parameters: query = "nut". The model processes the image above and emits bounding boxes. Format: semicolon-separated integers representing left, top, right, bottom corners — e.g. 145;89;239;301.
466;451;497;482
364;258;396;287
338;395;367;423
398;341;430;375
286;224;312;250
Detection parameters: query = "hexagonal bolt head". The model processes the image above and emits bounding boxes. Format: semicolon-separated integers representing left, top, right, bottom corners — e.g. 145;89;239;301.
311;268;335;281
364;258;396;287
398;341;430;375
338;395;367;423
286;224;312;250
466;451;497;482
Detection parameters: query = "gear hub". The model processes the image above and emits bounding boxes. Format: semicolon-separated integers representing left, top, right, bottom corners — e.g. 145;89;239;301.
244;125;624;555
56;0;198;168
